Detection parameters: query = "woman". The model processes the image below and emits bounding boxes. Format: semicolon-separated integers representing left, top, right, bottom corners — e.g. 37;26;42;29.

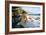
17;10;27;27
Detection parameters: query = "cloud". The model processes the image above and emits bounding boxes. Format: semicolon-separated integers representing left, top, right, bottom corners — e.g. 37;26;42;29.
20;6;40;14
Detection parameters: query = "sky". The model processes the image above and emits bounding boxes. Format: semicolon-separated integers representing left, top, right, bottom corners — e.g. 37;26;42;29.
20;6;40;14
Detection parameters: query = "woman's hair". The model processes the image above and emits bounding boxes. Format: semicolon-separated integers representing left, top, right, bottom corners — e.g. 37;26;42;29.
22;10;27;14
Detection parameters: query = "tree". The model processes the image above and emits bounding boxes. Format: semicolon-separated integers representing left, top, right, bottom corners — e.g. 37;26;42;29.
15;8;27;14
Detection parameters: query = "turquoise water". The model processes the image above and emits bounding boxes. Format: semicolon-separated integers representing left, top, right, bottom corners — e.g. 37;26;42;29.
28;14;40;16
23;14;40;28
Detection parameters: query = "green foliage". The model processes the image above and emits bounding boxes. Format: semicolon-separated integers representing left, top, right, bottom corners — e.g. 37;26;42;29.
15;8;27;14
